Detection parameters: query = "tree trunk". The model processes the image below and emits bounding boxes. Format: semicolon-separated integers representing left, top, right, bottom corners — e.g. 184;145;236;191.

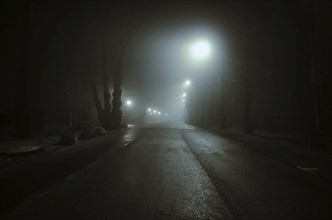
15;1;32;138
243;33;254;135
243;73;253;135
309;2;323;149
88;73;103;124
102;28;112;113
110;63;122;129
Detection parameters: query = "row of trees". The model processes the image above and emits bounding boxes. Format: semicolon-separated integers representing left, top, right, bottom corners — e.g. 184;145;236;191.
1;1;149;138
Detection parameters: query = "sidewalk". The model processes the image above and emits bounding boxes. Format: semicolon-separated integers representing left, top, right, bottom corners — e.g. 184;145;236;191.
0;136;59;167
0;129;129;216
209;128;332;183
0;130;117;168
0;136;59;153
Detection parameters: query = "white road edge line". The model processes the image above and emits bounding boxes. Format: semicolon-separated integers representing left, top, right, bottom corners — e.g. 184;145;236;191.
296;166;319;173
122;140;135;148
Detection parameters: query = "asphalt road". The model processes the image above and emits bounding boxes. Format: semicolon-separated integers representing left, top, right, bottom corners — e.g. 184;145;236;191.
3;123;332;219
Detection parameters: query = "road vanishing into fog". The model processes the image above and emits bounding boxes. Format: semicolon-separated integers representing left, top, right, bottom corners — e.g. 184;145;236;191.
3;123;332;219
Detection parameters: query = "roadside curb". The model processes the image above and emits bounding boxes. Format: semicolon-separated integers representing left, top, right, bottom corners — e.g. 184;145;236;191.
54;133;115;153
0;146;44;156
0;129;127;156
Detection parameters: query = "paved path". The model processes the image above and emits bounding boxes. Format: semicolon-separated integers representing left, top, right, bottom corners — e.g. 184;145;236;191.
2;123;332;219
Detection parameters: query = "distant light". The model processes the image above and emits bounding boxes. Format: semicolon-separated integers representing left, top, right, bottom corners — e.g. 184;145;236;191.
158;112;161;115
189;39;211;61
126;100;132;106
182;99;186;103
148;108;151;112
153;110;157;113
183;93;187;97
184;80;191;87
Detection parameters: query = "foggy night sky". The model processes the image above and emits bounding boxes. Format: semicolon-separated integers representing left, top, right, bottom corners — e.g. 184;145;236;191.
38;0;230;117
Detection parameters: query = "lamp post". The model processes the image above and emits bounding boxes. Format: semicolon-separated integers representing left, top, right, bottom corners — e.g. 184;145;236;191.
184;38;214;126
122;99;132;127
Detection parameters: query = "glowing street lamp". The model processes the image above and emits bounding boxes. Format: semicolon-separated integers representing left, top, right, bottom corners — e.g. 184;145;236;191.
147;108;151;112
183;93;187;97
153;110;157;113
184;80;191;87
189;39;212;61
125;100;132;106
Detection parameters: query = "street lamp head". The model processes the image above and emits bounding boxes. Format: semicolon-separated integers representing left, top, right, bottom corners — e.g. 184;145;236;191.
189;39;211;61
184;80;191;87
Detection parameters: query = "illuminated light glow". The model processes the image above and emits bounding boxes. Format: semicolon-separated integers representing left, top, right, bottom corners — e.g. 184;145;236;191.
184;80;191;87
148;108;151;112
190;40;211;61
158;112;161;115
153;110;157;113
182;99;186;103
183;93;187;97
126;100;132;106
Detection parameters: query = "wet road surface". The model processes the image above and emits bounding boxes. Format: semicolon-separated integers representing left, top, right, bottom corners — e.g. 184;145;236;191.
3;123;332;219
